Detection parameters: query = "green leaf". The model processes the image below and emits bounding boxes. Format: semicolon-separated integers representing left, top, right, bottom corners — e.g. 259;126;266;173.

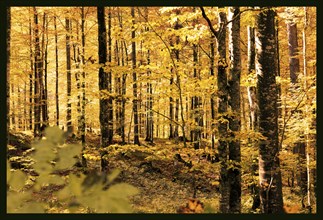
7;160;11;180
8;170;27;190
55;144;82;170
69;174;84;196
32;141;56;162
17;202;45;213
7;191;31;213
107;169;121;183
44;126;65;145
33;161;53;175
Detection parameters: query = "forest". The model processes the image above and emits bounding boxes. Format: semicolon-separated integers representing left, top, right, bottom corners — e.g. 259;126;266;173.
6;6;316;214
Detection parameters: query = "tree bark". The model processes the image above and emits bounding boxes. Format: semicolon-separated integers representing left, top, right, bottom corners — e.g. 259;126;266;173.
7;7;11;135
54;15;59;127
33;7;42;137
246;8;260;211
131;7;140;145
98;6;113;147
65;17;72;134
256;7;284;213
29;9;33;131
227;6;241;213
217;9;230;213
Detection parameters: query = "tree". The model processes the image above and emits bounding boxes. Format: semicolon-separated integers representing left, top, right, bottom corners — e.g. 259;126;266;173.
65;17;72;134
255;7;284;213
98;6;113;147
227;6;241;213
33;7;42;137
131;7;140;145
7;7;11;136
54;15;59;127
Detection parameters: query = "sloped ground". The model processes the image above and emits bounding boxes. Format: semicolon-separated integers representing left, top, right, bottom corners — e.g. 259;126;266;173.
7;131;315;213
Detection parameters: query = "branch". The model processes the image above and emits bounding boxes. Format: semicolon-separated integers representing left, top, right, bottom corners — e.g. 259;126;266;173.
199;7;218;38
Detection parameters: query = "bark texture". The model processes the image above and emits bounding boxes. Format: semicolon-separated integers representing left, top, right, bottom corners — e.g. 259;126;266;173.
255;7;284;213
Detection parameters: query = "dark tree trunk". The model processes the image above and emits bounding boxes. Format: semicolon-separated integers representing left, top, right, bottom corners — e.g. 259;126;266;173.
210;36;216;149
131;7;140;145
29;9;33;131
287;20;307;197
42;13;49;126
65;18;72;134
7;7;11;135
145;8;154;143
107;7;113;143
98;6;113;147
256;7;284;213
73;18;82;138
33;7;42;137
246;9;260;211
169;78;174;139
54;15;59;127
80;7;87;166
217;9;230;213
227;6;242;213
191;43;201;149
287;23;300;84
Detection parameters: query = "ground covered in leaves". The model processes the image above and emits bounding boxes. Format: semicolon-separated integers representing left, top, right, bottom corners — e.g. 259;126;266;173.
7;131;315;213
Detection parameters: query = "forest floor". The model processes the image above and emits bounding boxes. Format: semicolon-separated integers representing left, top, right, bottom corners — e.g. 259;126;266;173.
7;131;315;213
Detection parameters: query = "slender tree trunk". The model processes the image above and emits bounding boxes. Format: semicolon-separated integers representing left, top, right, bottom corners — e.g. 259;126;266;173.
74;19;82;138
287;18;307;198
210;35;216;149
7;7;11;134
80;7;86;145
191;43;201;149
217;9;230;213
227;6;241;213
131;7;140;145
54;15;59;126
33;7;42;137
66;17;72;134
80;7;87;166
145;8;154;143
246;10;260;211
29;9;33;131
302;7;312;211
256;7;284;213
107;7;113;143
41;13;49;126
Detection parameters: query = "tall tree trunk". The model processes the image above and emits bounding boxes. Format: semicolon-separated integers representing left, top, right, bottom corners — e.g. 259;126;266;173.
246;10;260;211
131;7;140;145
145;8;154;143
227;6;241;213
256;7;284;213
98;6;113;148
65;17;72;134
29;9;33;131
33;7;42;137
217;9;230;213
287;16;307;200
54;15;59;126
210;35;216;149
302;7;312;211
73;18;82;138
191;43;201;149
7;7;11;134
107;7;113;143
79;7;87;167
42;13;49;126
80;7;86;145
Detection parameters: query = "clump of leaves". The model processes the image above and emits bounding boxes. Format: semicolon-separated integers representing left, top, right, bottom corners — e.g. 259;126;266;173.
7;126;138;213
